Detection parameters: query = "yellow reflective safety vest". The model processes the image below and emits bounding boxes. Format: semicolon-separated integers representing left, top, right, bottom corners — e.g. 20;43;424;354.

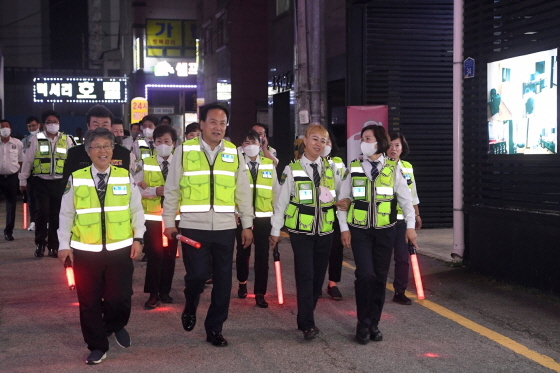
137;138;156;159
327;156;345;173
347;158;398;229
396;160;415;220
284;159;336;235
33;132;69;175
141;156;164;220
246;156;274;218
70;166;133;252
180;137;239;213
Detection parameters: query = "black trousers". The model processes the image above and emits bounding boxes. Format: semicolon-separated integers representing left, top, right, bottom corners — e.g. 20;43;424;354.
32;178;64;248
328;216;343;283
235;217;271;295
350;225;395;327
73;247;134;352
144;220;177;295
24;176;37;223
181;228;236;334
0;173;19;234
392;220;409;293
289;232;333;331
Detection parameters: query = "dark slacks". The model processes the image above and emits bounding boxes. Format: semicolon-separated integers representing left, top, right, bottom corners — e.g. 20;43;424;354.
235;217;271;295
289;232;333;331
73;247;134;352
0;173;19;234
144;220;177;294
392;220;409;293
328;216;343;283
181;228;236;334
350;225;395;327
32;178;64;248
25;176;37;223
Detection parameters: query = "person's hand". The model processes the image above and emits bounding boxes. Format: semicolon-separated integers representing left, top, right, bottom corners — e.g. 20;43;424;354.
269;235;280;249
241;228;253;248
341;230;352;249
261;135;269;148
335;198;350;211
156;186;165;196
164;227;178;241
19;185;27;194
58;249;73;265
405;228;418;248
234;213;240;225
415;215;423;230
131;241;142;258
137;181;148;189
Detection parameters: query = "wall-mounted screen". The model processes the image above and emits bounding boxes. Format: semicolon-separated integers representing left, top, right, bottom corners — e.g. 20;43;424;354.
487;48;557;154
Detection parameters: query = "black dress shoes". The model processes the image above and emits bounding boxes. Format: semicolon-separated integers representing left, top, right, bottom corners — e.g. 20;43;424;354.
144;294;159;309
206;331;228;347
159;293;173;303
34;244;45;257
355;323;370;345
255;294;268;308
369;324;383;341
181;311;196;331
47;248;58;258
303;326;320;340
238;283;247;298
4;233;14;241
393;292;412;305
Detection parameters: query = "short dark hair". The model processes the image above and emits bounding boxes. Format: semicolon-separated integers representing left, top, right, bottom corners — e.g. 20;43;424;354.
200;103;229;123
141;115;159;127
130;122;141;130
41;110;60;123
153;124;177;143
185;122;200;135
252;123;267;135
84;127;115;150
113;117;124;125
243;129;261;144
361;125;390;154
111;122;124;128
86;105;114;127
26;116;39;124
0;119;11;128
389;131;410;158
124;129;130;136
160;115;172;124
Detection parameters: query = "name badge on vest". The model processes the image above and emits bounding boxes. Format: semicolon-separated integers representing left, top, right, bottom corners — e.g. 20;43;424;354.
39;145;49;155
262;171;272;179
112;186;127;195
353;187;366;198
298;183;313;204
222;154;235;163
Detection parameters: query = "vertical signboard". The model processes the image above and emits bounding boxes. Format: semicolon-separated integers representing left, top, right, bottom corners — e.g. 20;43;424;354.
131;97;148;123
346;105;388;162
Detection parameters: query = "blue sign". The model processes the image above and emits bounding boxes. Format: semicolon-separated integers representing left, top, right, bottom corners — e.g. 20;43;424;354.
464;57;475;79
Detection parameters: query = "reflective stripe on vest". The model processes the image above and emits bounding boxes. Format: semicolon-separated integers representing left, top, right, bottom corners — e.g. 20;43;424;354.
33;132;69;175
71;238;133;251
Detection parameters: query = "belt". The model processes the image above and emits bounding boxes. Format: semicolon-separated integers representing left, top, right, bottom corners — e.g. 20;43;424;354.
0;173;17;178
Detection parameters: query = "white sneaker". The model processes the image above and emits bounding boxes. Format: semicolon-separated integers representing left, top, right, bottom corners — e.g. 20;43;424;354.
28;222;35;231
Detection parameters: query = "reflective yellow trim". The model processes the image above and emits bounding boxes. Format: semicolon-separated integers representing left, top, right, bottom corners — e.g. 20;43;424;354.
255;211;274;217
143;164;161;172
213;205;235;213
56;147;67;154
351;166;363;173
259;164;274;170
292;170;308;177
107;177;130;184
75;205;130;214
222;147;238;155
73;179;95;187
376;186;394;196
183;144;200;152
144;214;163;221
180;204;211;212
71;237;133;252
183;170;210;176
213;170;235;177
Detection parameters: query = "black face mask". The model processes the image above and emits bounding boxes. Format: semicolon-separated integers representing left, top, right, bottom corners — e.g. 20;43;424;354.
115;136;124;145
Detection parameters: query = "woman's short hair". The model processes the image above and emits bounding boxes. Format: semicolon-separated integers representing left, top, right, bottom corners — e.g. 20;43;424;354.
185;122;200;135
84;127;115;150
243;129;261;144
304;124;328;139
361;125;390;154
153;124;178;143
389;131;410;158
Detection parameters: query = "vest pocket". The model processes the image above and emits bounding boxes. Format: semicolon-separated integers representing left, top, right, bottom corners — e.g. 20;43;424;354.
376;201;392;227
214;174;235;203
322;207;335;232
349;200;369;226
183;174;210;201
106;210;133;241
298;213;314;232
75;214;101;244
284;203;298;228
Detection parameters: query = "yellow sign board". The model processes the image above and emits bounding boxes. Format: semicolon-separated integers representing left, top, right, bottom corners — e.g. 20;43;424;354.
131;97;148;123
146;19;196;58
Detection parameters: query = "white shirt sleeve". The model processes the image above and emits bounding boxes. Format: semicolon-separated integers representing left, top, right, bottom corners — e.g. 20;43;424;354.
19;136;37;186
270;165;293;236
394;162;416;229
129;176;147;238
57;178;76;251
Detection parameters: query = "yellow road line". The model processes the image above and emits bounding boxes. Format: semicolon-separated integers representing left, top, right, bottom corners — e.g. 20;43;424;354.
342;261;560;372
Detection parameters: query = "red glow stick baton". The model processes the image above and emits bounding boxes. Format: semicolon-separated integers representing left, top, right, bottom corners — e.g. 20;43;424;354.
23;202;28;230
64;257;76;290
273;244;284;305
162;223;168;247
408;243;425;300
171;232;201;249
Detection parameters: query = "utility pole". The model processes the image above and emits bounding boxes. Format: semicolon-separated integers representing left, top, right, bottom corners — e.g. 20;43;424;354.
294;0;326;136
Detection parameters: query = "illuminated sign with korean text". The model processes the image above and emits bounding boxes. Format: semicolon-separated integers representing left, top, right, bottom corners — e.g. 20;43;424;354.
33;77;127;103
146;19;196;58
153;60;198;77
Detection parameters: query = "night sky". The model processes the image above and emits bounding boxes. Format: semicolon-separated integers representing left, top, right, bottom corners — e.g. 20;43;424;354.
49;0;88;69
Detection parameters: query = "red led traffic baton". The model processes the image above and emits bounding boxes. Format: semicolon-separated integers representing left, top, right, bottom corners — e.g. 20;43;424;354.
162;223;168;247
171;232;201;249
64;257;75;290
273;244;284;305
23;202;28;230
408;242;425;300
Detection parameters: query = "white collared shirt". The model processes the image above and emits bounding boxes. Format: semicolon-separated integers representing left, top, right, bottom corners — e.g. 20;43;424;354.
0;137;23;175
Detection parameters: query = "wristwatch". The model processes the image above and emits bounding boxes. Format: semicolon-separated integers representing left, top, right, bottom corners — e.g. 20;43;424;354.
133;238;144;245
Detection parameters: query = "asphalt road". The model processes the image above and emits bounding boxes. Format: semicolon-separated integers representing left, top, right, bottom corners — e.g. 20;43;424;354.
1;225;560;372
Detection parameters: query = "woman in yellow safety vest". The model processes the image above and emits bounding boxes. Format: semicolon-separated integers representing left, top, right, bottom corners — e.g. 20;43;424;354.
338;124;418;345
269;124;348;341
135;125;179;309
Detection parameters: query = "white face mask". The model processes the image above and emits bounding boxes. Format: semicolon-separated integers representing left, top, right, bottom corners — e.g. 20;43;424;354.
360;141;378;157
155;144;173;157
46;124;59;135
0;128;11;138
243;144;260;157
29;129;39;136
143;127;154;139
321;145;332;157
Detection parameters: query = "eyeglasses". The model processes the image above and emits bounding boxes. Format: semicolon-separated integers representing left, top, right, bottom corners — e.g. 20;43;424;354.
45;121;60;125
89;145;114;152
